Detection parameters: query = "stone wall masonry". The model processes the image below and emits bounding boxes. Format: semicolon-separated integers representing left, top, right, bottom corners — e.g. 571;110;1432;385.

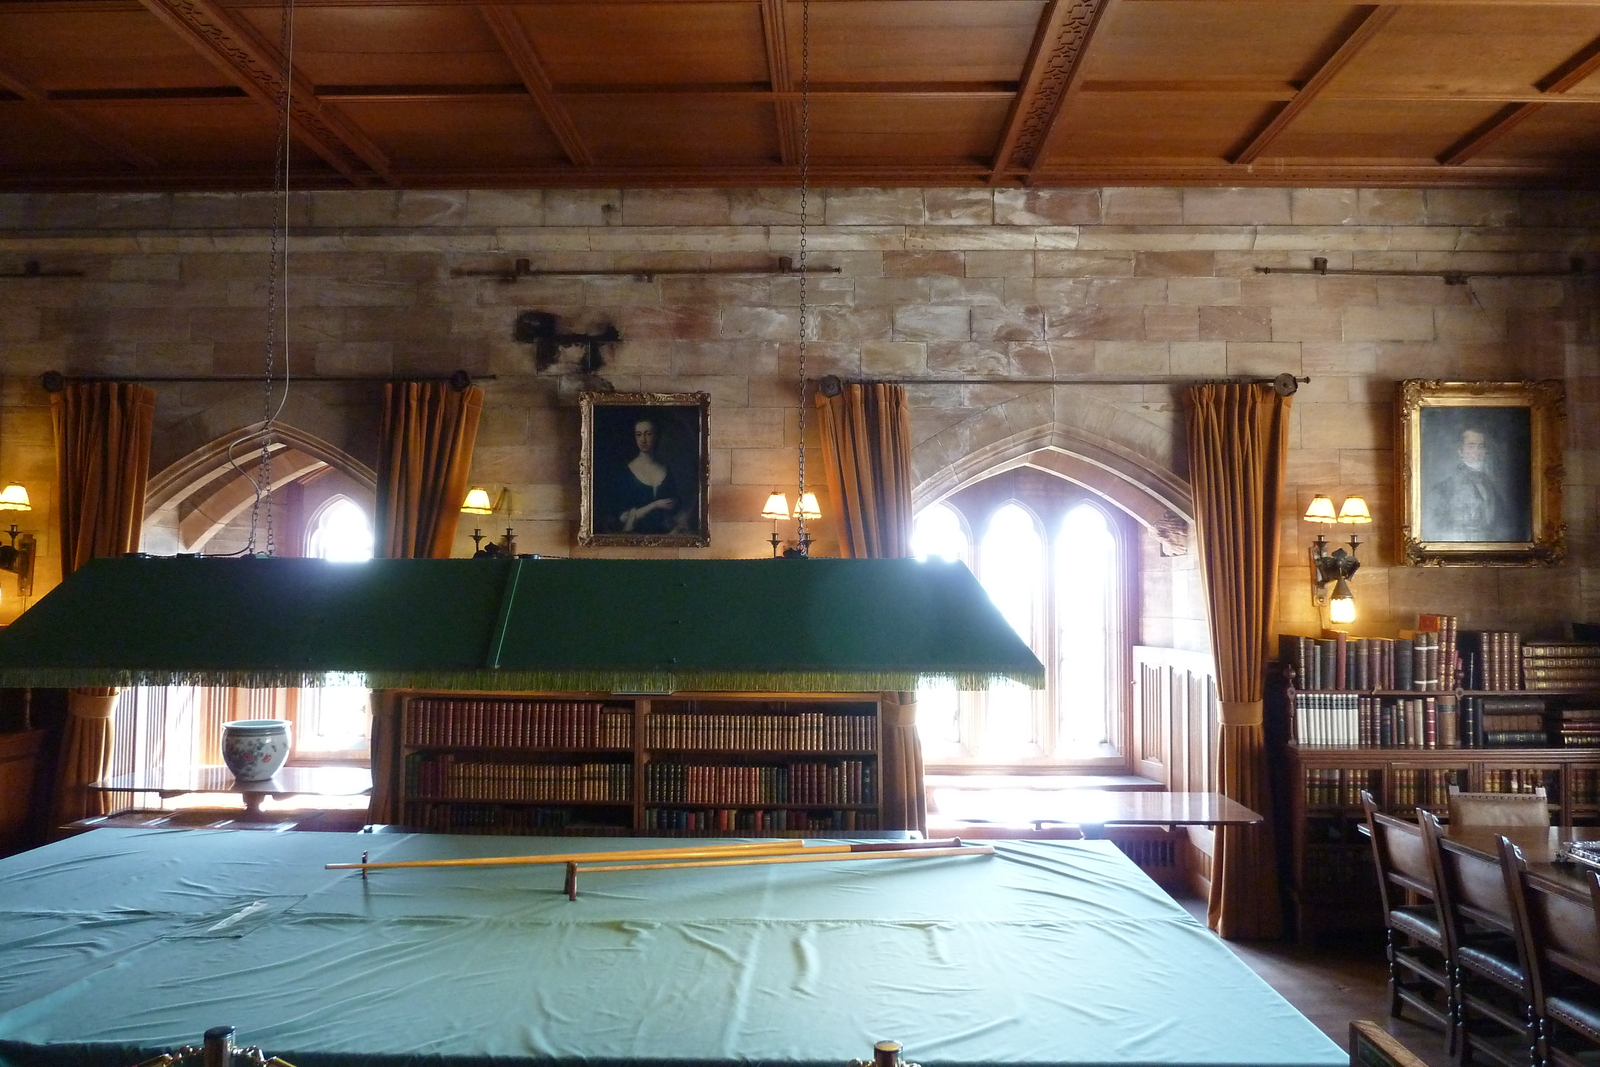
1;186;1598;649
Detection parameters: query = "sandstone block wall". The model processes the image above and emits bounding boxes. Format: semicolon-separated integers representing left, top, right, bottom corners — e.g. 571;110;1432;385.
1;186;1597;651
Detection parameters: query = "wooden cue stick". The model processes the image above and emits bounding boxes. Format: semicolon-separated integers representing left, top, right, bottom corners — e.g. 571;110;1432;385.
327;840;811;872
564;844;991;899
575;844;993;874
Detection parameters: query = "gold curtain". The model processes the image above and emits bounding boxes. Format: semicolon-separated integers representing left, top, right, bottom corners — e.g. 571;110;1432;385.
815;383;924;833
815;382;914;559
49;383;155;830
1184;382;1290;940
52;382;156;576
370;382;483;822
373;381;484;560
51;688;119;825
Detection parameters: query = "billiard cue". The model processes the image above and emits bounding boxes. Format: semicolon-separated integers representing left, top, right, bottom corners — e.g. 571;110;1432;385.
328;838;970;874
327;839;810;872
562;843;993;899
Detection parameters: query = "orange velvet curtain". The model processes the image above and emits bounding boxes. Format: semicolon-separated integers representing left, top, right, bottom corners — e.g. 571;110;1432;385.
50;382;156;825
815;382;924;833
1184;382;1290;940
370;381;483;822
373;381;484;560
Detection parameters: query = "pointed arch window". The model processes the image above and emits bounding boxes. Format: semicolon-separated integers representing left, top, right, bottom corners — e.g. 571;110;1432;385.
306;496;374;561
913;468;1134;770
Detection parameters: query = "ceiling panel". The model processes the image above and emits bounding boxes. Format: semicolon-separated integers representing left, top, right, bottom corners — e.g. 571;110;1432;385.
67;99;283;168
566;96;778;164
335;98;570;168
1332;6;1600;100
5;0;1600;189
514;3;769;87
1079;1;1362;87
1041;93;1277;161
811;96;1011;161
798;1;1041;85
233;6;522;88
1479;102;1600;162
0;8;231;91
1264;99;1510;163
0;103;131;169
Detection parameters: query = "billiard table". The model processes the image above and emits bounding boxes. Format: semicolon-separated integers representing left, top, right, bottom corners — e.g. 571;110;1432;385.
0;829;1344;1067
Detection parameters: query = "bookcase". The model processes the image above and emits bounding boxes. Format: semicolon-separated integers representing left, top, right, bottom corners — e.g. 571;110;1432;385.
397;691;883;836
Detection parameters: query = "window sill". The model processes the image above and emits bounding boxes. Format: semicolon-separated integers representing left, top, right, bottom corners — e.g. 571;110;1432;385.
925;772;1163;827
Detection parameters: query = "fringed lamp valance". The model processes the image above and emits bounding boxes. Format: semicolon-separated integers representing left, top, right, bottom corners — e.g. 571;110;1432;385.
0;556;1044;693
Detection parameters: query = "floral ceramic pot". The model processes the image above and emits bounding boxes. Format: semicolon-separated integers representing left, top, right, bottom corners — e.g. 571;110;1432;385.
221;719;292;781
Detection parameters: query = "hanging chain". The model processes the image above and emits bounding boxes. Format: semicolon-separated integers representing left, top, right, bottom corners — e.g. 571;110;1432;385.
794;0;812;548
246;0;294;556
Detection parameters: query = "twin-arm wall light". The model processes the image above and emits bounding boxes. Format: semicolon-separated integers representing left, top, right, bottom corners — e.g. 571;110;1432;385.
1304;493;1371;625
761;491;820;558
0;483;35;603
461;486;516;557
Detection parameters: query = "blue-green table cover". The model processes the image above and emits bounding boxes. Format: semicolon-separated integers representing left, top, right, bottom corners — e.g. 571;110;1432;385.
0;830;1344;1067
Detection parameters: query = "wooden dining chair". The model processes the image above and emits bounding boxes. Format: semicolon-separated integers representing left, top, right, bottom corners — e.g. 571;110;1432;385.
1447;786;1550;829
1503;848;1600;1067
1429;825;1537;1067
1362;791;1454;1048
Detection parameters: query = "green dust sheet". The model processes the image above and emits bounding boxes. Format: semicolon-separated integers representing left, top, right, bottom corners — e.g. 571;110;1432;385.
0;830;1344;1067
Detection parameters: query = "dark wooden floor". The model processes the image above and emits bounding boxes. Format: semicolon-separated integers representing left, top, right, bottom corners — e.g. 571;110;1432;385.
1173;893;1452;1067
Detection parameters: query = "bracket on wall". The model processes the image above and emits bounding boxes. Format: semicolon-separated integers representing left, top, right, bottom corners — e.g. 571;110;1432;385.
1256;255;1599;286
1;260;84;280
455;257;840;282
513;311;621;374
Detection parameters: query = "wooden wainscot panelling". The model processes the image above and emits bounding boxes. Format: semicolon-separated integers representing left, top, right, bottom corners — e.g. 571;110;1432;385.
1132;645;1218;897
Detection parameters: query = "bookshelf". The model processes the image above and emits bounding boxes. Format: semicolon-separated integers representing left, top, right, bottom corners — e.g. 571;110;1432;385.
1272;621;1600;941
397;691;883;836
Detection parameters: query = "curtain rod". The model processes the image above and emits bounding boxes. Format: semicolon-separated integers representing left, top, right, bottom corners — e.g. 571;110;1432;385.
41;370;489;392
814;373;1305;396
1256;255;1598;286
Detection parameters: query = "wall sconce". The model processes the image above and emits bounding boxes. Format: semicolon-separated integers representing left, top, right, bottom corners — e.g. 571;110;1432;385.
0;484;31;512
461;486;515;558
0;524;35;600
1304;494;1371;625
760;490;821;558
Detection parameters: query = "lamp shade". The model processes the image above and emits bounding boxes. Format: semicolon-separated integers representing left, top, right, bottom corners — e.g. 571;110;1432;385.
0;484;31;512
461;487;494;515
1302;494;1337;523
794;492;821;520
1328;578;1356;624
761;492;791;520
1336;496;1372;524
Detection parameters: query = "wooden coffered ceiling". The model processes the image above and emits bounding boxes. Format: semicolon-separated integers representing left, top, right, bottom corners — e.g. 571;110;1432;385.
5;0;1600;191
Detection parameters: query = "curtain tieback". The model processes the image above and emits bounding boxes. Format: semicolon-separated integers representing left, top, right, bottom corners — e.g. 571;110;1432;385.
68;688;120;719
1219;700;1263;727
880;692;917;729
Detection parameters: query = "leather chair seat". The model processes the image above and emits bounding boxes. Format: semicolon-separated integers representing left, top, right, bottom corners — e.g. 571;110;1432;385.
1547;990;1600;1044
1388;904;1444;946
1457;936;1523;989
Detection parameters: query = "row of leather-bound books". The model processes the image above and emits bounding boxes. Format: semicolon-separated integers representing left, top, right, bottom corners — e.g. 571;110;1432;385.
644;712;876;752
643;760;875;806
404;699;634;749
642;807;881;833
404;753;632;802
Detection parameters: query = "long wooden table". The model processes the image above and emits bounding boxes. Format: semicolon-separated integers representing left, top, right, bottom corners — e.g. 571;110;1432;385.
933;790;1262;838
1442;825;1600;905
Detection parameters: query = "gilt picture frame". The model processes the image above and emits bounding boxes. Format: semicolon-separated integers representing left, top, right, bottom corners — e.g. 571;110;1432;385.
1396;379;1565;567
579;391;711;548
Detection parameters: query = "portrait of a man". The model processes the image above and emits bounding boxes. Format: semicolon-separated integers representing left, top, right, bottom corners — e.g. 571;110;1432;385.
580;392;710;547
1418;406;1532;543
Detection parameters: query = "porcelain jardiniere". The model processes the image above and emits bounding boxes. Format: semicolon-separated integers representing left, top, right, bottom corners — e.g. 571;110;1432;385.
221;720;292;781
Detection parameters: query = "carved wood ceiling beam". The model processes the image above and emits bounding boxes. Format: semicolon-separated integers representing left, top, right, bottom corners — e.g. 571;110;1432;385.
1232;5;1398;165
0;59;159;170
139;0;394;186
1441;30;1600;164
760;0;800;165
478;4;594;167
989;0;1110;184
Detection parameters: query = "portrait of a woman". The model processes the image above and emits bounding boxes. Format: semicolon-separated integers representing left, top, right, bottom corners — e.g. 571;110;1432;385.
581;392;710;546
